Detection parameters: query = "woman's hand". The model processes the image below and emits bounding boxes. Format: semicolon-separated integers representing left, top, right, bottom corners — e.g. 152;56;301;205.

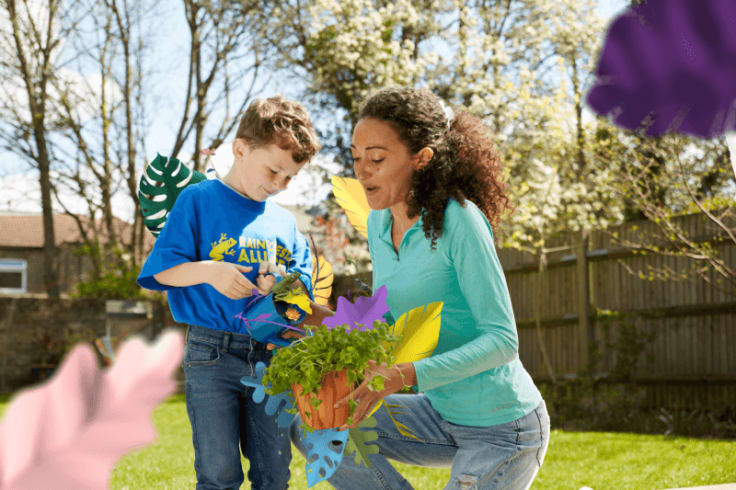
335;361;417;429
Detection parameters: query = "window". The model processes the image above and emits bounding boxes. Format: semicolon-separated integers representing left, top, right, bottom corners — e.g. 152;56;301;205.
0;259;27;294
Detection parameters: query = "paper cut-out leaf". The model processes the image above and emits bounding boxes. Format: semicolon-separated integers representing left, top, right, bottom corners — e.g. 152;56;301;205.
240;361;297;428
312;255;333;306
280;290;313;314
331;176;370;238
367;302;443;418
388;301;443;363
299;427;349;487
138;154;207;236
323;285;389;332
385;403;419;441
587;0;736;139
0;330;183;489
344;416;379;468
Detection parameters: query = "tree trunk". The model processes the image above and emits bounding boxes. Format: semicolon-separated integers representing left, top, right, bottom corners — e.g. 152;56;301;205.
36;130;60;298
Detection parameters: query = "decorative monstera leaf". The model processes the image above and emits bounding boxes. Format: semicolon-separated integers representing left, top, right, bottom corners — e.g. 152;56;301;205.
331;176;370;238
138;154;207;236
312;255;333;306
300;427;349;488
240;361;296;428
344;416;379;467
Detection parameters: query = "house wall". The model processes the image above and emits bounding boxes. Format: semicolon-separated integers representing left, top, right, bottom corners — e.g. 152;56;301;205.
0;246;92;295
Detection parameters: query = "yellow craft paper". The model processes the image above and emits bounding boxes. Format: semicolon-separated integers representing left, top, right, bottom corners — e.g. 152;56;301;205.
368;302;443;418
331;176;370;238
281;290;313;314
312;255;333;306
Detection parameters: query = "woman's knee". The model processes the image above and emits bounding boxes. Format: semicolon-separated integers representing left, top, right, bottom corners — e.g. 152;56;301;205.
289;416;307;455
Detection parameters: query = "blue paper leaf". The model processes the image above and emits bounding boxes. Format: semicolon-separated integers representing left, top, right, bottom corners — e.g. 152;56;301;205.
266;391;297;428
240;361;296;428
297;427;349;487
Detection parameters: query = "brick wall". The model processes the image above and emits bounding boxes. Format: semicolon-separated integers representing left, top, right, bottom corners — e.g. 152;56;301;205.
0;297;183;393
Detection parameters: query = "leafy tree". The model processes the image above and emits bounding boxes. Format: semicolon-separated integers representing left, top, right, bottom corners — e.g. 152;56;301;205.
0;0;85;297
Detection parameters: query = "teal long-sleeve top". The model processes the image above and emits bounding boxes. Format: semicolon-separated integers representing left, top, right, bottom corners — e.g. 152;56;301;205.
367;199;542;426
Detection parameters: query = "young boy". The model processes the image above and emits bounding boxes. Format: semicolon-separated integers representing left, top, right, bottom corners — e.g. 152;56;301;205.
138;95;322;489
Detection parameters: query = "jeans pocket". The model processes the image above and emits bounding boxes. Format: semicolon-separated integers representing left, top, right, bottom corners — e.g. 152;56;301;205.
184;338;220;367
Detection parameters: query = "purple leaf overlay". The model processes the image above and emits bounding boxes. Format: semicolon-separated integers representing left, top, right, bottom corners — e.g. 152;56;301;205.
323;285;389;332
587;0;736;138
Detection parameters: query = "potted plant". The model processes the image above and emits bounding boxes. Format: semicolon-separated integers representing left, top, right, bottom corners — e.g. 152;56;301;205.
263;320;396;430
260;282;444;434
261;284;404;430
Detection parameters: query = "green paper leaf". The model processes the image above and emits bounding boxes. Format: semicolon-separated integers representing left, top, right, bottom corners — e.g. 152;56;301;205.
345;416;379;468
138;154;207;236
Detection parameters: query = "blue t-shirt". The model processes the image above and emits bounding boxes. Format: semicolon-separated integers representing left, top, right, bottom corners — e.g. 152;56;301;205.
137;179;313;333
368;199;542;427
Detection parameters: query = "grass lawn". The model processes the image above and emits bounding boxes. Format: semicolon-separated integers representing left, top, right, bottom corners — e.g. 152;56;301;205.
2;394;734;489
110;396;735;490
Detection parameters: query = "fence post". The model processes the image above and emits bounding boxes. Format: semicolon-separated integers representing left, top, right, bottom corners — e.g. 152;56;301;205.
576;230;592;372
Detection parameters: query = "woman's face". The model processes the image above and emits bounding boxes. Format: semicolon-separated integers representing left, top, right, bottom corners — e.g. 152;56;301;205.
351;117;417;210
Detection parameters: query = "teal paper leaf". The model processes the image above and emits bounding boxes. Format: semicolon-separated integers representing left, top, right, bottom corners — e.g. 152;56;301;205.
299;427;349;487
240;361;296;428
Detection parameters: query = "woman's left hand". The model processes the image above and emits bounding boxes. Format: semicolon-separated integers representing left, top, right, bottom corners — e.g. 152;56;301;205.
335;361;416;430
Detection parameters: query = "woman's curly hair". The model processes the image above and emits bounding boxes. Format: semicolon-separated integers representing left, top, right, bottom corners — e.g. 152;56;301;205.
359;87;511;248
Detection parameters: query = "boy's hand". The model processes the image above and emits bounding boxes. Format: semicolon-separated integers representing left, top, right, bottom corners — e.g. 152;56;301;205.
207;262;262;299
255;261;286;294
265;330;303;351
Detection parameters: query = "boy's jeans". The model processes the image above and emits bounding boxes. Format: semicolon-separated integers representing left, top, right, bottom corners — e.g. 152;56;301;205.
184;324;291;490
292;393;550;490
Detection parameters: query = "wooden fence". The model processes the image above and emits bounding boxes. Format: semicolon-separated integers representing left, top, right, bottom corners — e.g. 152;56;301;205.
498;212;736;410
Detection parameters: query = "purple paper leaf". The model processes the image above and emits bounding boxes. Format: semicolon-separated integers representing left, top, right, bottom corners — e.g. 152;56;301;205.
323;285;389;332
587;0;736;138
0;330;183;489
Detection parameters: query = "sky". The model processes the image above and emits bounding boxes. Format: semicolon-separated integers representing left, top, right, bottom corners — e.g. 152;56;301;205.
1;0;631;220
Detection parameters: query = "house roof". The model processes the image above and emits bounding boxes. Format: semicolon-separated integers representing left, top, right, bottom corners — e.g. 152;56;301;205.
0;213;154;249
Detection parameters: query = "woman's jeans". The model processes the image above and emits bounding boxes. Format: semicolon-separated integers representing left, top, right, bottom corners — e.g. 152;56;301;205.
292;393;550;490
184;324;291;490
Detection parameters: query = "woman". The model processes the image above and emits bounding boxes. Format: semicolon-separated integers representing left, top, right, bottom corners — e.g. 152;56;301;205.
294;87;549;489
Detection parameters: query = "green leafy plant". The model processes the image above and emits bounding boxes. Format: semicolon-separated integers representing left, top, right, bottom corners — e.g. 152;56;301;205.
262;321;397;428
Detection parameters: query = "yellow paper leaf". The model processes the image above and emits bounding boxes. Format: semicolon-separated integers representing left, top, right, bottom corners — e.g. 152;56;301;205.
281;290;312;314
368;302;443;417
312;255;333;306
331;176;370;238
388;301;443;364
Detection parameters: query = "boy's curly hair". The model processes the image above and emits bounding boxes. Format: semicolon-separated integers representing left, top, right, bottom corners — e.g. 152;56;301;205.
236;95;321;163
359;87;511;247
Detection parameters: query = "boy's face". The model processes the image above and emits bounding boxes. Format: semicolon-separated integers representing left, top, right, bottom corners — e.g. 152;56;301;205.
231;138;304;201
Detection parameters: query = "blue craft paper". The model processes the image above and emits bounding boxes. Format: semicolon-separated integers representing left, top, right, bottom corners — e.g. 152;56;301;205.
298;427;349;487
237;294;293;347
240;361;297;428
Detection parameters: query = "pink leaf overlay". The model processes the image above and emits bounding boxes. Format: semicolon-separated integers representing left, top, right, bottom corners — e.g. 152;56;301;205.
0;329;184;489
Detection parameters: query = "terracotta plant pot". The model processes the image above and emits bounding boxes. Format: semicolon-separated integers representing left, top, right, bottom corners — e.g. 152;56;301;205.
293;369;352;430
